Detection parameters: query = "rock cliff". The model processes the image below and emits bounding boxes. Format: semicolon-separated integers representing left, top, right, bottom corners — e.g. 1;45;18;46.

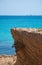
11;28;42;65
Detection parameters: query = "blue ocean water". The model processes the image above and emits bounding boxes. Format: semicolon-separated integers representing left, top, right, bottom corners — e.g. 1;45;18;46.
0;46;15;55
0;16;42;55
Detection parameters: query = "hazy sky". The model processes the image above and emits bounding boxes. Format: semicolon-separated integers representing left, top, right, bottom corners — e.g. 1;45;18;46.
0;0;42;15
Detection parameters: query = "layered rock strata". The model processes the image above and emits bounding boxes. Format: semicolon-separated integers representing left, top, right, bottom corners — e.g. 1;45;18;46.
11;28;42;65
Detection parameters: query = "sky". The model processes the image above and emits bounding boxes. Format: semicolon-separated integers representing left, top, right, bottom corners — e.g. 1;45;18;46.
0;0;42;15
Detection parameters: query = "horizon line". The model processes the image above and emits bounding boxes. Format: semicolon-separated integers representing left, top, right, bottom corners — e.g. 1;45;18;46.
0;15;42;16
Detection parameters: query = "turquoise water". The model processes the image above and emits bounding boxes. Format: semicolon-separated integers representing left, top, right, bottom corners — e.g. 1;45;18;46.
0;16;42;55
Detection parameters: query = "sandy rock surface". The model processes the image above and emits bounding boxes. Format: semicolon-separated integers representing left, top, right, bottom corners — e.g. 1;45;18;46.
0;55;17;65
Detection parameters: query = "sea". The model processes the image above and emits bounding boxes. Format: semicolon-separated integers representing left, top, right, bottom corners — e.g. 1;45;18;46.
0;16;42;55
